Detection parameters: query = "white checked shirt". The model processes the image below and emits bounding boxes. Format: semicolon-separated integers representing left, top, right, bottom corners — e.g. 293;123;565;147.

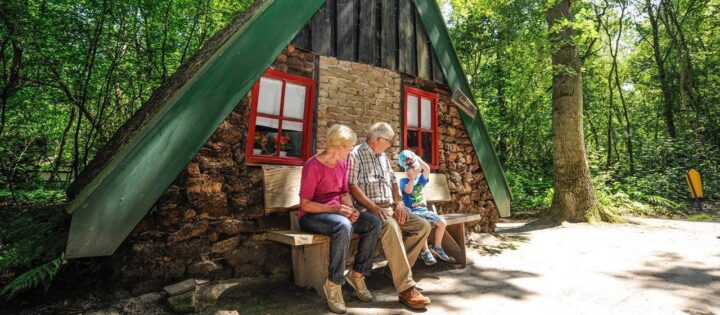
348;142;397;209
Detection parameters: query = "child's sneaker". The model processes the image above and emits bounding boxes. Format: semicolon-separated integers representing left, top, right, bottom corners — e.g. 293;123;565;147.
430;245;451;262
420;249;437;265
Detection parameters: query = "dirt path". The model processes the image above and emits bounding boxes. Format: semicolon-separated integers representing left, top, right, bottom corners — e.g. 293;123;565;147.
86;217;720;315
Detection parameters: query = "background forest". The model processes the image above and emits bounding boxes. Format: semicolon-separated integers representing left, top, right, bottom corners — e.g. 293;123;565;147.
0;0;718;301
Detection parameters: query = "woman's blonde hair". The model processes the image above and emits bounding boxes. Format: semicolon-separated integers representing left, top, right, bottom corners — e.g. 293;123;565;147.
326;124;357;150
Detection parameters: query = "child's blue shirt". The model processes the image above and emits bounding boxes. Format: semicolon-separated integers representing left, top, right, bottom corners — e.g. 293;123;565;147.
399;174;429;211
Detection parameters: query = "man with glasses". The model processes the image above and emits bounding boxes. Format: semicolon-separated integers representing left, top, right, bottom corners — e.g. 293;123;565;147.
348;122;432;309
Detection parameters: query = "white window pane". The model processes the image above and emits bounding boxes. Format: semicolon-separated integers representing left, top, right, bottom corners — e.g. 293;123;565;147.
258;77;282;115
282;120;304;132
421;98;432;129
284;83;306;119
255;116;279;129
407;95;418;128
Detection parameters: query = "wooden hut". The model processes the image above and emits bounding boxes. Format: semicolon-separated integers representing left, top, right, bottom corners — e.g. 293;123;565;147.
63;0;511;292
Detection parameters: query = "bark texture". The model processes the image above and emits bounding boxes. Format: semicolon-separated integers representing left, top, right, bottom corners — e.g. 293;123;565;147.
546;0;613;222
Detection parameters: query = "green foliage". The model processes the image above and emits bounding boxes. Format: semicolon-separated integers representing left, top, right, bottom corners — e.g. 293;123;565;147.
0;0;254;189
0;254;65;300
505;170;553;216
444;0;720;218
0;189;66;206
0;190;69;300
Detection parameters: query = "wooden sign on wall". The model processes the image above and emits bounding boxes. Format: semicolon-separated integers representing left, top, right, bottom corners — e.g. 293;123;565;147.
451;88;477;118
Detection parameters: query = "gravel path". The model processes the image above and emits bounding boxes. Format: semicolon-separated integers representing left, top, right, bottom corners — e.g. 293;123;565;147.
229;217;720;315
82;217;720;315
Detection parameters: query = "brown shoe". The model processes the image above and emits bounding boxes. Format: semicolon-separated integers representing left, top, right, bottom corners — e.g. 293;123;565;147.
398;286;430;309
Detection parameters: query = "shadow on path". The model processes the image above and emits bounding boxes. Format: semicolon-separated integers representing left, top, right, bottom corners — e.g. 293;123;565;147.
496;217;560;234
613;251;720;315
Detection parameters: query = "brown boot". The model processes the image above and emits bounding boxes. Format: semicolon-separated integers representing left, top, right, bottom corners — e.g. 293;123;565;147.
398;286;430;309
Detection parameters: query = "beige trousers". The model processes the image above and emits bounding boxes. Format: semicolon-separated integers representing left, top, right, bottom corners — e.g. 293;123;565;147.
378;205;431;293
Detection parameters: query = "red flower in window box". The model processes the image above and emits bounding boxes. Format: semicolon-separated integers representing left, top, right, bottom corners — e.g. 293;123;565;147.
276;134;292;151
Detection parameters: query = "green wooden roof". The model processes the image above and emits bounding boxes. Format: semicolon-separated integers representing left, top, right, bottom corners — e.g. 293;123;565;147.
65;0;511;258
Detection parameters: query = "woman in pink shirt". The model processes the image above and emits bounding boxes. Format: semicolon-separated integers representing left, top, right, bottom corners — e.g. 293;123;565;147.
299;124;382;314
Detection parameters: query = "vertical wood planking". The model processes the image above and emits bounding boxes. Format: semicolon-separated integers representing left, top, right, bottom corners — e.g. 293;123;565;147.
312;0;335;56
415;12;430;80
381;0;397;70
336;0;356;61
292;22;312;51
358;0;378;64
431;50;444;83
398;0;415;75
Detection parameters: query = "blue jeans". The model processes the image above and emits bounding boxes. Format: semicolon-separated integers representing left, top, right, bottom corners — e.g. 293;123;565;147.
299;211;382;284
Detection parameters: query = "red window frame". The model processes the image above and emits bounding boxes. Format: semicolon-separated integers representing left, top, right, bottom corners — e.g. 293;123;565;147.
246;69;315;166
403;86;439;169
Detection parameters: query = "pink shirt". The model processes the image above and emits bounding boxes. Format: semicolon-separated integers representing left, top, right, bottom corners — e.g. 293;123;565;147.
298;156;349;219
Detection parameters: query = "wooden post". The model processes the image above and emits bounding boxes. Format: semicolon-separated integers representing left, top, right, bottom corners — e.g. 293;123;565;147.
292;243;329;297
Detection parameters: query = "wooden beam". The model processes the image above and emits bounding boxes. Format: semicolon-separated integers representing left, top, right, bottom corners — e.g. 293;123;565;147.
381;0;398;70
416;11;430;80
312;0;335;56
292;22;312;51
398;0;415;74
358;0;378;64
336;0;357;60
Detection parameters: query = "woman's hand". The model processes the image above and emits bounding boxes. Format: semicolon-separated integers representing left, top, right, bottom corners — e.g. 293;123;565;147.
335;204;355;218
348;208;360;223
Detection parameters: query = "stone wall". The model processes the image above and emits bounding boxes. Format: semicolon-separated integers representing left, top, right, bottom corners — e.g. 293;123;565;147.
113;45;315;295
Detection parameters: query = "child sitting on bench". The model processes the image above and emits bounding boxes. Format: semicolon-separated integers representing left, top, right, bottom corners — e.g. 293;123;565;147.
398;150;452;265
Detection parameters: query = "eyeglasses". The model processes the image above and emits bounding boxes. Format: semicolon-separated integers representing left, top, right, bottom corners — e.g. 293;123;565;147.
377;136;392;143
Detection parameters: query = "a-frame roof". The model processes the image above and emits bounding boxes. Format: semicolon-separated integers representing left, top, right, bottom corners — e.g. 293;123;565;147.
65;0;511;258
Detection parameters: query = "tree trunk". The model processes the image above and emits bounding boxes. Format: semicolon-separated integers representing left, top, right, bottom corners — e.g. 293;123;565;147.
546;0;615;222
646;0;676;138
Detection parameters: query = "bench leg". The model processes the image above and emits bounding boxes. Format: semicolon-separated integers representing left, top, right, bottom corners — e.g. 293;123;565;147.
292;242;328;298
442;223;467;265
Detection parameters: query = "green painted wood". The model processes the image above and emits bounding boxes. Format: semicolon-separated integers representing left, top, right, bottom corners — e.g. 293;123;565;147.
65;0;327;258
413;0;512;217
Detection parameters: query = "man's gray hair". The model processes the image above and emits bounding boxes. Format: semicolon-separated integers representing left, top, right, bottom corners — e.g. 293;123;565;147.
366;122;394;140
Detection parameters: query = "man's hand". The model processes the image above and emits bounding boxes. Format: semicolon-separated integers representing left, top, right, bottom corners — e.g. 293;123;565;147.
394;202;408;224
368;205;389;222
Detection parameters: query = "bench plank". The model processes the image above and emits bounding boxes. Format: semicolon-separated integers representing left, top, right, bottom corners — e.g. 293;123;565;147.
267;230;329;246
443;213;482;225
394;172;452;202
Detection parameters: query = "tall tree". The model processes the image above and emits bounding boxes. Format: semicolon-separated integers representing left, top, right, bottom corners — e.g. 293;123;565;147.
546;0;616;222
644;0;676;138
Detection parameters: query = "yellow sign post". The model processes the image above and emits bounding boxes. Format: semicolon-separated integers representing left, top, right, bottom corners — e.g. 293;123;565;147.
685;168;703;211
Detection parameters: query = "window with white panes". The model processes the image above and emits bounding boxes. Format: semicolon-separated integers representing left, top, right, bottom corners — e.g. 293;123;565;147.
246;69;315;165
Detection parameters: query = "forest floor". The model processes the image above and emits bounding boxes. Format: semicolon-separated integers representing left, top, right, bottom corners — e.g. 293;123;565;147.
9;215;720;315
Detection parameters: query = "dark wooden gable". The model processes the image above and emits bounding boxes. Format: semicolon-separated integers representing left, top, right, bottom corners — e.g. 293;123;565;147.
291;0;445;83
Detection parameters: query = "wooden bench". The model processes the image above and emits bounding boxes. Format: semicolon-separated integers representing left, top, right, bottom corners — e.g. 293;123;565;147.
263;166;482;296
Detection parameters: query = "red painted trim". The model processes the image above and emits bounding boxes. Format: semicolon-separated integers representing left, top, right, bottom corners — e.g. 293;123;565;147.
402;86;439;169
246;69;316;166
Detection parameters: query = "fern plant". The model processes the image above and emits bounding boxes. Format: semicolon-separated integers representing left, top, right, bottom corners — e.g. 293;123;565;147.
0;205;68;300
0;254;65;300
